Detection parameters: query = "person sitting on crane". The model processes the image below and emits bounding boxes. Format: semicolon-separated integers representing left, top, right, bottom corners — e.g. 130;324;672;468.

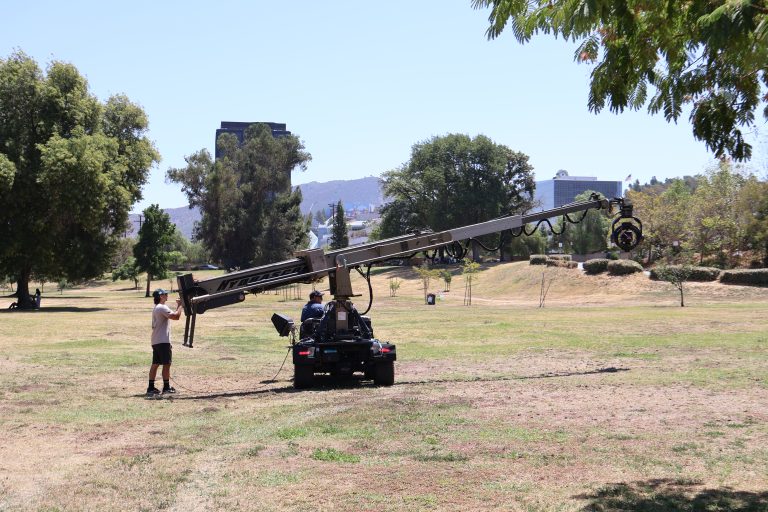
301;290;325;322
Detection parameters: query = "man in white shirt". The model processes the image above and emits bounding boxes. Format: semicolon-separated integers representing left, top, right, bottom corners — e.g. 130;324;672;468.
147;288;182;397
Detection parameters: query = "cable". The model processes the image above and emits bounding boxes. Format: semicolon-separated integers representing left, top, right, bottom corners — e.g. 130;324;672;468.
169;341;294;397
354;264;374;316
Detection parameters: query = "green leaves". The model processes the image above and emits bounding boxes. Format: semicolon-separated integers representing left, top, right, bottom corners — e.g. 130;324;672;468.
0;153;14;196
167;124;311;268
475;0;768;161
330;200;348;250
0;50;159;296
134;204;176;282
380;133;534;243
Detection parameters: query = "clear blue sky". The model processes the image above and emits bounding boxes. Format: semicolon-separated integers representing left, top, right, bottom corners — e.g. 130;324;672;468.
7;0;759;213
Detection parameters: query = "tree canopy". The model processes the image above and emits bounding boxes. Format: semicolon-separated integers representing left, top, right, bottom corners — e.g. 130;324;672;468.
133;204;177;297
627;162;768;267
380;133;535;259
330;200;349;250
473;0;768;161
554;190;610;254
0;51;160;308
167;123;311;269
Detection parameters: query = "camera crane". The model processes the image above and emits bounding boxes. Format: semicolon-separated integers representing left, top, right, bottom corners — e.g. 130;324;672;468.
177;195;642;388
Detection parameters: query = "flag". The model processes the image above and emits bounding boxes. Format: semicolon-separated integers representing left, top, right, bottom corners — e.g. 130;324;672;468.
624;174;632;182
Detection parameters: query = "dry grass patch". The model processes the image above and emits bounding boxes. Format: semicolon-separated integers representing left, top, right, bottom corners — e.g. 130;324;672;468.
1;264;767;511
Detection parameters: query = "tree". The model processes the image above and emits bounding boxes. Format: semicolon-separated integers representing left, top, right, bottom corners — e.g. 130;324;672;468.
474;0;768;161
133;205;177;297
112;257;141;290
655;263;694;307
413;263;440;304
554;190;610;254
739;177;768;266
440;269;453;292
380;133;535;261
628;177;696;263
167;124;310;269
462;258;481;306
330;200;349;250
0;51;160;308
686;162;746;266
314;209;328;226
504;224;547;260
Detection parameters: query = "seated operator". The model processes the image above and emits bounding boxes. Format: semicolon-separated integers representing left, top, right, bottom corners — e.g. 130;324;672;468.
301;290;325;322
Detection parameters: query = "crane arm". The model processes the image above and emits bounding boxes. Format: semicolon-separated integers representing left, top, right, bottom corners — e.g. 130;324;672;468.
177;196;642;346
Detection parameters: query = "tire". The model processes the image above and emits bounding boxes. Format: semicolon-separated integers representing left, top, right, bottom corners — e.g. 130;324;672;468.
373;361;394;386
294;364;314;389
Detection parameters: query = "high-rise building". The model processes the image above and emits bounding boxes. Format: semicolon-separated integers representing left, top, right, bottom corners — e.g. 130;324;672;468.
214;121;291;159
534;169;622;211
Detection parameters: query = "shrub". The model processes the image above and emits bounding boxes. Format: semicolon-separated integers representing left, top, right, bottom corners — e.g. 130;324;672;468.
607;260;643;275
719;269;768;286
546;259;577;268
547;254;572;261
529;254;547;265
583;258;610;275
649;266;720;282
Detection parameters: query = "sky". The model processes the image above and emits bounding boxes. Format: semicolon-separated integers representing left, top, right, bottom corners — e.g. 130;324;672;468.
4;1;764;213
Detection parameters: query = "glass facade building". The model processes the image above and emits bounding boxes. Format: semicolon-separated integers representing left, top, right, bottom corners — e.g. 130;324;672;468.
534;170;622;211
214;121;291;159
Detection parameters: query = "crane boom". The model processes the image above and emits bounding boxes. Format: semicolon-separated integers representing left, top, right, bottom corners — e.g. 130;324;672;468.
177;196;642;348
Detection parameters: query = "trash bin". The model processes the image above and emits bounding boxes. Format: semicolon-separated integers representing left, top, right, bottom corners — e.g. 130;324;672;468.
426;293;436;305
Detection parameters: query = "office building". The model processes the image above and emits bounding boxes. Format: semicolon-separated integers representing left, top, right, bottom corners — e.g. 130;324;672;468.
214;121;291;159
534;170;622;211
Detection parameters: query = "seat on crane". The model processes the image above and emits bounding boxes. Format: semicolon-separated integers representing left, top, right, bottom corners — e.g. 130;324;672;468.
299;318;322;339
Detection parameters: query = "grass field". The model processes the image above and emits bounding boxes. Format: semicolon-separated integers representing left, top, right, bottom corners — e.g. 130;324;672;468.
1;262;767;511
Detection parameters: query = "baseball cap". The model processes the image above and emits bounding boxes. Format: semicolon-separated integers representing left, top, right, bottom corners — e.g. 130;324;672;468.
309;290;323;299
152;288;169;298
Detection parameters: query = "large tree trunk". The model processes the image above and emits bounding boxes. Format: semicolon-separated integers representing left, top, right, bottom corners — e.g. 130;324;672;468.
471;240;480;262
145;275;151;297
13;267;36;310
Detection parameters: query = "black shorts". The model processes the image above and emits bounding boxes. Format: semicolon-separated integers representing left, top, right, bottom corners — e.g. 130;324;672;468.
152;343;172;365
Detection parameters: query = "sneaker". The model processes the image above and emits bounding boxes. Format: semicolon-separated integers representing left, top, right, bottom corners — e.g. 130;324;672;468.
162;386;176;394
146;387;161;397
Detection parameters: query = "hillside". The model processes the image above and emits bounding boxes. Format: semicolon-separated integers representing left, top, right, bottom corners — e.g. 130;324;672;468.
129;176;385;239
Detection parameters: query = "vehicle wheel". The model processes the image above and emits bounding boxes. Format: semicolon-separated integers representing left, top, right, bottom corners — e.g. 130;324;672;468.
373;361;394;386
294;364;314;389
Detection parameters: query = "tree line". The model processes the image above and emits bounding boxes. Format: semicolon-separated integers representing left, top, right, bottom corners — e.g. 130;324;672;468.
3;2;767;311
627;162;768;268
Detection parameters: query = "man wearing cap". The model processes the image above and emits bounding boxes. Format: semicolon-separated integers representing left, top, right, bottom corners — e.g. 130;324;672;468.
301;290;325;323
147;288;182;397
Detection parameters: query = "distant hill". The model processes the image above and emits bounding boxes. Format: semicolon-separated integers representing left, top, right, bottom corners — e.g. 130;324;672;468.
129;176;386;239
295;176;384;217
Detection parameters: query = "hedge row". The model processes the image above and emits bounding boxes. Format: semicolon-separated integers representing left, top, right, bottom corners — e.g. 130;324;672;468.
582;258;643;275
583;259;610;275
719;269;768;286
649;266;721;282
607;260;644;275
529;254;575;267
547;259;578;268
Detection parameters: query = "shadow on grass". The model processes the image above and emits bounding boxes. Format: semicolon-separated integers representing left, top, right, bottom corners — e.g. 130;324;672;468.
575;479;768;511
397;366;629;386
0;306;109;313
162;374;375;401
152;368;628;401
